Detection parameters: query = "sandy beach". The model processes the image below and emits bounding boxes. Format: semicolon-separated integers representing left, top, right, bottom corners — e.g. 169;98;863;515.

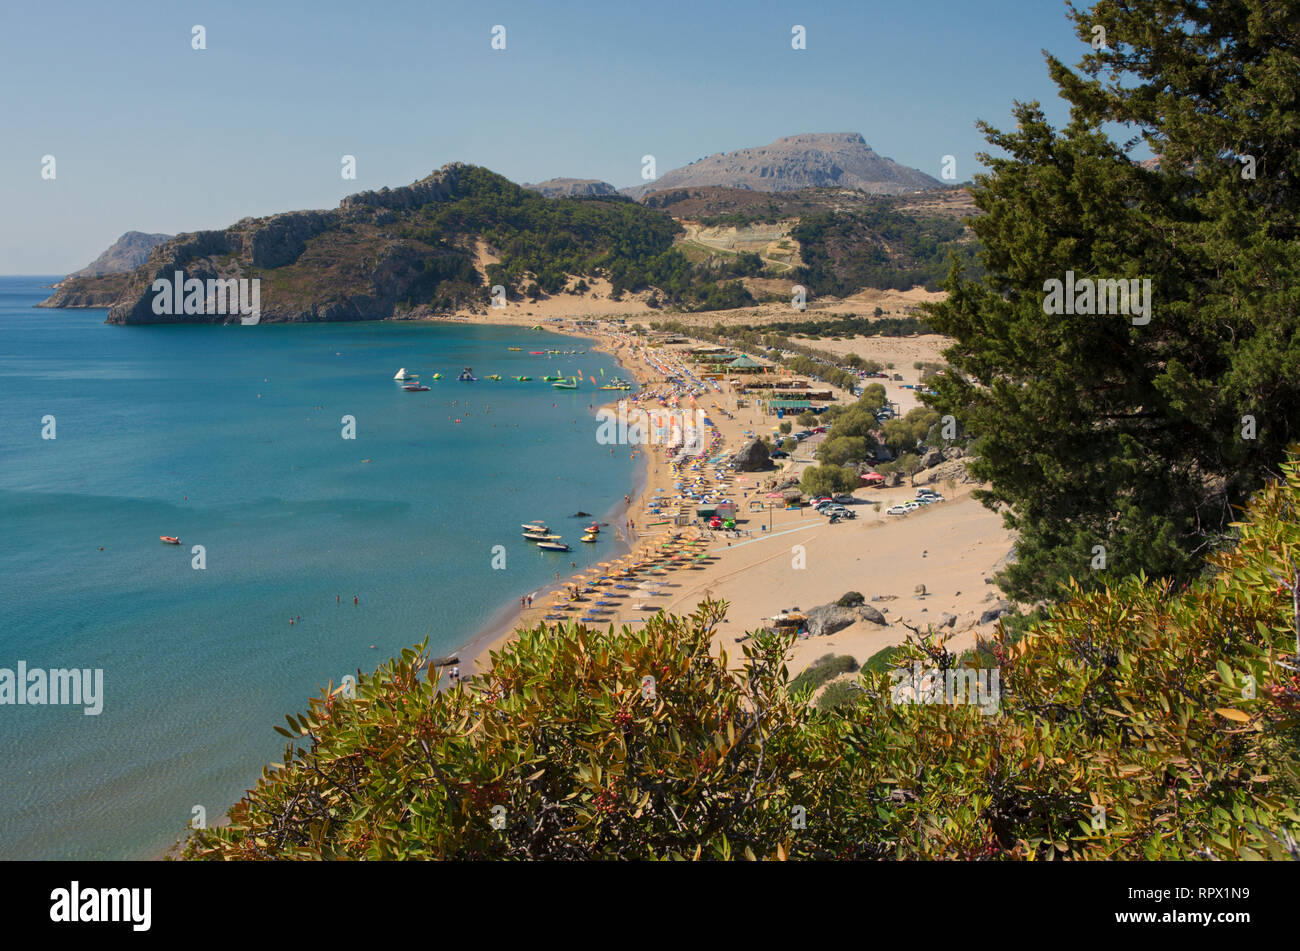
435;299;1015;683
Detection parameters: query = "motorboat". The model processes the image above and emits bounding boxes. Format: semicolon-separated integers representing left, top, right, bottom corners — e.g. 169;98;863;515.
393;368;417;381
542;374;563;382
457;367;477;381
431;373;442;380
521;522;549;532
523;531;562;541
537;541;571;552
403;383;430;391
514;375;532;381
507;347;522;351
486;374;502;381
552;379;578;390
585;523;600;534
581;533;598;543
160;535;181;545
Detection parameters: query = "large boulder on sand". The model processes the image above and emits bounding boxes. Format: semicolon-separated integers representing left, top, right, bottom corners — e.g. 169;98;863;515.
805;603;859;638
732;437;772;472
979;600;1014;625
918;447;944;469
856;604;887;625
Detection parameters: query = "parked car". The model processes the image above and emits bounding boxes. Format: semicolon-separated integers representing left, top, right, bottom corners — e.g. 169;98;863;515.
832;494;856;504
886;505;908;515
811;426;827;435
769;449;789;459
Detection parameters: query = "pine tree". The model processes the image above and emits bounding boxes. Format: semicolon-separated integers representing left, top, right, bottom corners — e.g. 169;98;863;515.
926;0;1300;602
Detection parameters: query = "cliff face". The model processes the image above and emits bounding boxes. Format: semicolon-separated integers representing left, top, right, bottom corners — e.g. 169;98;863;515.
76;164;481;325
623;133;942;199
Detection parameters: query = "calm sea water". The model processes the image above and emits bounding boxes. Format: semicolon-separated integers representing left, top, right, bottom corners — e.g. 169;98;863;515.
0;277;637;859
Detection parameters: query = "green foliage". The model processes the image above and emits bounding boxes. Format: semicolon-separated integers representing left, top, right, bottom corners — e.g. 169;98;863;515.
800;464;859;497
924;2;1300;603
788;654;860;696
817;435;872;467
882;407;941;456
402;166;756;311
793;207;983;296
861;644;904;675
813;680;864;712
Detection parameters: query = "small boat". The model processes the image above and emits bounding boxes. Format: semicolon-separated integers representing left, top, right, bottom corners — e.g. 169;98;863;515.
514;375;532;382
552;379;578;390
537;541;571;552
457;367;477;382
585;524;600;534
403;383;430;391
393;368;417;381
521;522;548;532
542;374;563;382
431;373;442;380
160;536;181;545
524;532;562;542
581;533;598;543
486;374;502;381
528;351;544;355
507;347;522;351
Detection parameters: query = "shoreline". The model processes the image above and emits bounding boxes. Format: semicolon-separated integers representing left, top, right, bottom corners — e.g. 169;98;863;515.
450;323;655;676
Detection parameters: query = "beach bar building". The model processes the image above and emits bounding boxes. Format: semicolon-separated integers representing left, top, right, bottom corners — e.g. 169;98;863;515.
763;398;816;417
723;355;767;374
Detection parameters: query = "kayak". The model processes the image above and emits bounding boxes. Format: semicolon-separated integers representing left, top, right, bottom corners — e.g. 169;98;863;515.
160;536;181;545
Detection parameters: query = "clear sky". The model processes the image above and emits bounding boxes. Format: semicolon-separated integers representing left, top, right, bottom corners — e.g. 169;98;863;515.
2;0;1098;274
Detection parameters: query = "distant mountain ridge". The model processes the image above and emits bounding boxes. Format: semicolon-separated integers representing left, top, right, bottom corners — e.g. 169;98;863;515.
70;231;173;277
523;178;620;198
37;231;174;308
622;133;942;199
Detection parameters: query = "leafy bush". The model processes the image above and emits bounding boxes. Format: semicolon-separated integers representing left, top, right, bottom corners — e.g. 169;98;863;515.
814;680;864;712
788;654;859;696
800;464;859;497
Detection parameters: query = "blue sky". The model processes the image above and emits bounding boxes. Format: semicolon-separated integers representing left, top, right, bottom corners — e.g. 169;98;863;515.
3;0;1097;274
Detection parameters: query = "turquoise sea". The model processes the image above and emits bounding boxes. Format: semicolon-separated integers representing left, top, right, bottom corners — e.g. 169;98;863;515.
0;277;638;859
